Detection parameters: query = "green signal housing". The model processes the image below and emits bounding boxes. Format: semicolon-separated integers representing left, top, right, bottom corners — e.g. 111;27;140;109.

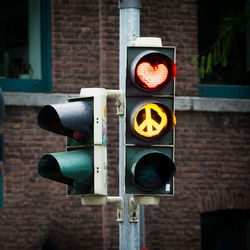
38;151;93;193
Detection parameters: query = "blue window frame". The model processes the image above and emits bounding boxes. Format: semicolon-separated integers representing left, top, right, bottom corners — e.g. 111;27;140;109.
0;0;51;92
199;84;250;99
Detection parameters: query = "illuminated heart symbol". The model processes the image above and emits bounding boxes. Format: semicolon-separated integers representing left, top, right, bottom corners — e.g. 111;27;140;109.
136;62;168;88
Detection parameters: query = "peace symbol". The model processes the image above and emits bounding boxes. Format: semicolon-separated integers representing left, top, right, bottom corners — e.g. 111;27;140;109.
134;103;168;138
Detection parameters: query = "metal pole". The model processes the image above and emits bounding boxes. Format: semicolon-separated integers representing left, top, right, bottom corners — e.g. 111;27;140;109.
118;1;141;250
140;205;146;248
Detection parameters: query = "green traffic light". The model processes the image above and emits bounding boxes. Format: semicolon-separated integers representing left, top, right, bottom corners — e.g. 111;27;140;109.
38;150;93;192
127;150;176;192
37;91;108;198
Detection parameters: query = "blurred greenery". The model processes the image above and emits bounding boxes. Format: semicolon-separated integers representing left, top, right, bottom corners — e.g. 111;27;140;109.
196;0;250;85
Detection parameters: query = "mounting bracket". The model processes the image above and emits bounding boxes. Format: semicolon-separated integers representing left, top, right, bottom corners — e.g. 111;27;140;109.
106;89;124;116
107;196;124;222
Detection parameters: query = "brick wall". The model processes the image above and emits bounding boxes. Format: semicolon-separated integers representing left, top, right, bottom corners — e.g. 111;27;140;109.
0;0;249;250
51;0;101;93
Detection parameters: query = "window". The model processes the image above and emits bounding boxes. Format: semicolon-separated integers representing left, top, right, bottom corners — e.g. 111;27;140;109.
0;0;51;92
201;210;250;250
197;0;250;98
0;133;3;208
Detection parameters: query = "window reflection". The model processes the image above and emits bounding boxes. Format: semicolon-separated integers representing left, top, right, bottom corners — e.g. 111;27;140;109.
0;0;42;80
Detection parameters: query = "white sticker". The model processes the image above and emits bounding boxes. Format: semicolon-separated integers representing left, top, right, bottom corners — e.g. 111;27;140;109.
165;184;170;192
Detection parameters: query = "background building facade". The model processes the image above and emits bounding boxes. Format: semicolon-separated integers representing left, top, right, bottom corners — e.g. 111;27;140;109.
0;0;249;249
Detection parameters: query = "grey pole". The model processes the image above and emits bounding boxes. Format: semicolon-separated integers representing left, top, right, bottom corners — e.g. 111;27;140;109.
118;1;141;250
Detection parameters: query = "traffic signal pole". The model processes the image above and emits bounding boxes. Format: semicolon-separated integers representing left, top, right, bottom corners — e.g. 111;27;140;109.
118;1;141;249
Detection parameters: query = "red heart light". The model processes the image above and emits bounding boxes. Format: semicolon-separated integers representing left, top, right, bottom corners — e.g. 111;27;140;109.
136;62;169;89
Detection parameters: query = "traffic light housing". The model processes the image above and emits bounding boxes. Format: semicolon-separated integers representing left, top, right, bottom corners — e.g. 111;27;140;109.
125;45;177;196
37;88;107;197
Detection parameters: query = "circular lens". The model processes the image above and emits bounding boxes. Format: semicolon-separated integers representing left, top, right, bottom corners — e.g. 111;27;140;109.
131;51;176;92
134;152;176;191
73;131;87;142
133;103;168;139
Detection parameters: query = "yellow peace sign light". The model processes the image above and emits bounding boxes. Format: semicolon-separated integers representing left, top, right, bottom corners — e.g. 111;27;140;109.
131;101;176;141
134;103;168;139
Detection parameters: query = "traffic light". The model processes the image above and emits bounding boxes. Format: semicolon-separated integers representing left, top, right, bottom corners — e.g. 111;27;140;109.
37;88;107;198
125;45;177;196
